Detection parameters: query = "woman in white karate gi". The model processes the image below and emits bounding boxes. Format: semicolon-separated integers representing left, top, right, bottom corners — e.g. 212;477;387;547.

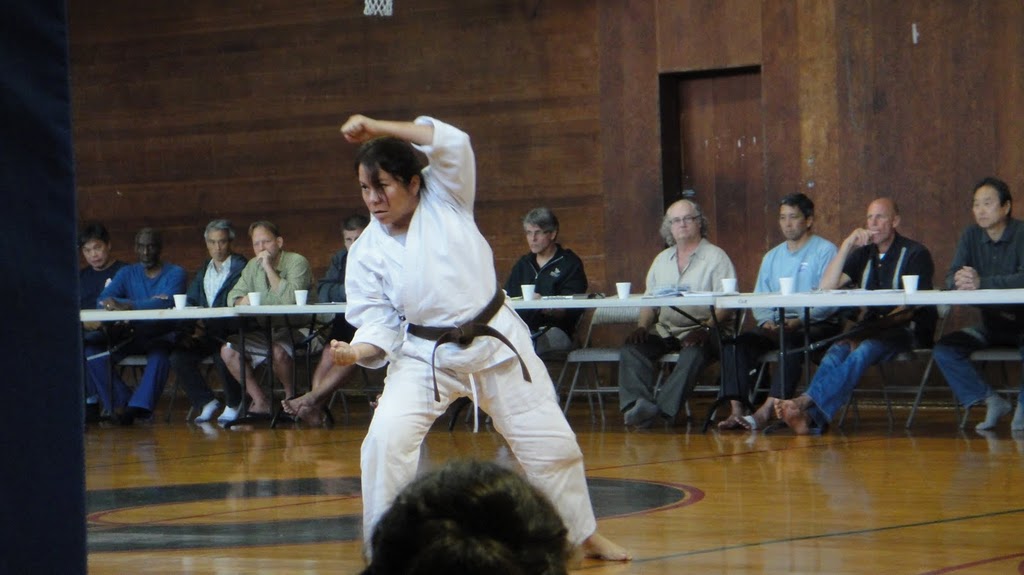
333;114;629;562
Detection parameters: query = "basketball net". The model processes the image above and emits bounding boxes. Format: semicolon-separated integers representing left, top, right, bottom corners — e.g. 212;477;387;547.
364;0;393;16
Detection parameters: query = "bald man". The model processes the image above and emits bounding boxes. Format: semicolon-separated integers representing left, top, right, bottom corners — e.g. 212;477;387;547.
773;198;937;434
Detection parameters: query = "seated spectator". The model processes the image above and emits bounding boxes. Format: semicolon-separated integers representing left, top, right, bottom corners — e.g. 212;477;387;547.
775;198;936;433
718;193;841;430
221;220;313;419
79;222;127;312
361;459;571;575
932;177;1024;431
282;214;369;425
504;207;588;358
78;222;127;421
618;199;735;428
168;219;247;423
85;228;187;424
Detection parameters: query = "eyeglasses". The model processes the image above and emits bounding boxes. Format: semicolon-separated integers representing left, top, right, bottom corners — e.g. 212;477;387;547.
668;215;701;226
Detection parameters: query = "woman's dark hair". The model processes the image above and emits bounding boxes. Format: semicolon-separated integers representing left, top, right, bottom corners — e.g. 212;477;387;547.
354;137;425;189
362;460;570;575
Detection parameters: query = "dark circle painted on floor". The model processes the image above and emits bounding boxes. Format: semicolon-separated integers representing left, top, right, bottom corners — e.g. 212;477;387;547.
86;477;702;552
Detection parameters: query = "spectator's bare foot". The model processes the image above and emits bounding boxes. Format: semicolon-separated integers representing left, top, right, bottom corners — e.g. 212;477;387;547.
579;531;631;561
282;393;323;426
740;398;777;430
775;399;812;435
717;414;748;430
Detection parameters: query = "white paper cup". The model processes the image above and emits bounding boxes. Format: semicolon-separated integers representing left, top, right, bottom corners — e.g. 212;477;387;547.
778;277;795;295
615;282;632;300
520;284;536;300
902;275;919;294
294;289;309;305
173;294;187;310
721;278;737;293
247;291;262;306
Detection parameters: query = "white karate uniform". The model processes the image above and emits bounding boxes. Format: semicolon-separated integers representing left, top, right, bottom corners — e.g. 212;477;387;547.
345;117;597;547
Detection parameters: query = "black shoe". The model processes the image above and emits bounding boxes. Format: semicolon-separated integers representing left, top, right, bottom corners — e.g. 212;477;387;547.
128;406;153;422
111;408;135;426
85;403;102;424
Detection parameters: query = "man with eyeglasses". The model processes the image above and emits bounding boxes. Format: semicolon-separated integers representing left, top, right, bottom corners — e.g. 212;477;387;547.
717;193;841;430
618;199;736;429
932;177;1024;432
86;227;187;424
504;207;588;357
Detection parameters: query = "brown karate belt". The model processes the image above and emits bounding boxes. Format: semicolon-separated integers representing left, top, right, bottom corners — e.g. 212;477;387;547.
406;288;532;401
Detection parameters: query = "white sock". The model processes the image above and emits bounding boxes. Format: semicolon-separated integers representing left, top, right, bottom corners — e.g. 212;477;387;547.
1012;401;1024;432
194;399;222;423
217;405;239;424
976;394;1012;431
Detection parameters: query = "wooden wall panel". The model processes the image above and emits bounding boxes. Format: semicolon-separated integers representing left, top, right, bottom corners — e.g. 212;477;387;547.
795;0;841;246
598;0;663;292
657;0;761;73
676;71;765;290
994;1;1024;199
759;0;1024;299
70;0;604;286
70;0;1024;309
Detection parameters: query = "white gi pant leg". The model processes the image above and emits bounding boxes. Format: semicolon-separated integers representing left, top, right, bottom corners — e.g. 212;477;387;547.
360;348;598;549
359;356;452;545
475;356;598;546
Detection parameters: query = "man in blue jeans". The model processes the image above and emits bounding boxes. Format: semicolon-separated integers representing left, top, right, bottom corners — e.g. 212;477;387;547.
775;198;936;433
932;177;1024;432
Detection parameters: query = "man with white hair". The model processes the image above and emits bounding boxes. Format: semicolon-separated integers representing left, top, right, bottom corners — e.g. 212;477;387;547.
617;199;736;429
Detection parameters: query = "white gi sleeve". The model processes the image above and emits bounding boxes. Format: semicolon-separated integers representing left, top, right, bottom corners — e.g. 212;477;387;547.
345;235;404;369
412;116;476;212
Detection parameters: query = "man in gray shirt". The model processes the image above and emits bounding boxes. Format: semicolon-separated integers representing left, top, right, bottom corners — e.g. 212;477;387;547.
933;177;1024;431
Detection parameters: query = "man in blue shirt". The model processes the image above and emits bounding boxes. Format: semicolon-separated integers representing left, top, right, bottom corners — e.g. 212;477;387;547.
718;193;840;430
85;228;187;424
933;177;1024;431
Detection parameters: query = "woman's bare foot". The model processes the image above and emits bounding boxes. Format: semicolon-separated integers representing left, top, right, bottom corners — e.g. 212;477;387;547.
775;399;812;435
579;531;631;561
282;393;324;426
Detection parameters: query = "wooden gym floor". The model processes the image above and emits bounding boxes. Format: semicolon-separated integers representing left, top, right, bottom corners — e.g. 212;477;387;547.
84;397;1024;574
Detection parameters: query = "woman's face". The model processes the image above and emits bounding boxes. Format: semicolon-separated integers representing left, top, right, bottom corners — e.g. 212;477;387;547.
359;164;420;232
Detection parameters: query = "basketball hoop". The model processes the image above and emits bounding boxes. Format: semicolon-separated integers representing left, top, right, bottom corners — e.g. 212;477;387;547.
364;0;393;16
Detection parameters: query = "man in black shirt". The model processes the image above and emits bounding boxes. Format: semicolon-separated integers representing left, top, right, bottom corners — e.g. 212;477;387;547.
776;198;936;433
78;222;126;421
